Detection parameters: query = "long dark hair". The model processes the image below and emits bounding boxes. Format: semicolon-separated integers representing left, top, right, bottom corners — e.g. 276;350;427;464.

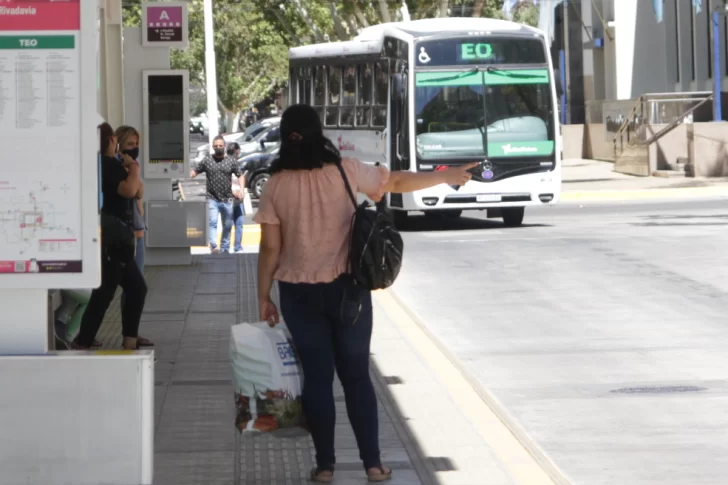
268;104;341;174
99;122;115;154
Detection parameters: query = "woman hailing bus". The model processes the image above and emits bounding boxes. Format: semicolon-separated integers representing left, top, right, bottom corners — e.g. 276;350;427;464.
254;104;475;482
72;123;148;351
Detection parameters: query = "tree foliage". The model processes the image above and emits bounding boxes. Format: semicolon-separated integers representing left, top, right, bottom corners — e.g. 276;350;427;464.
122;0;288;119
119;0;539;121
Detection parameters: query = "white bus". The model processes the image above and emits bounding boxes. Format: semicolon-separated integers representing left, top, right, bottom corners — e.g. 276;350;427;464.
287;17;562;226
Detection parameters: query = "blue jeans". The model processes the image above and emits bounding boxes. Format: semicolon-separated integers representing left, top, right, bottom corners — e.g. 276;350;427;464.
278;275;380;470
208;199;234;252
233;201;244;252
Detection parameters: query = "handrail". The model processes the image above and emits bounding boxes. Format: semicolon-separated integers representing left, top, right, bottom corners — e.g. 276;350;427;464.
613;95;643;141
613;92;714;159
640;91;712;98
643;94;714;145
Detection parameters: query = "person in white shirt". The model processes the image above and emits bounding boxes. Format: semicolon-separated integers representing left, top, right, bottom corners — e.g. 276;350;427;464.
228;142;246;253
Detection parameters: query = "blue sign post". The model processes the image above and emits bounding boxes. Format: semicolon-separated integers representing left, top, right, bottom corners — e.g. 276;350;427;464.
713;10;722;122
559;50;566;125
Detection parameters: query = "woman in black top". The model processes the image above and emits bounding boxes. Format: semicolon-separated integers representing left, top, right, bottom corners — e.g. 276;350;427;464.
72;123;148;350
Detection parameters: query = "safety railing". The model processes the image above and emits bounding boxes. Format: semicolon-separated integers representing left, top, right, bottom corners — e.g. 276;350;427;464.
613;91;713;160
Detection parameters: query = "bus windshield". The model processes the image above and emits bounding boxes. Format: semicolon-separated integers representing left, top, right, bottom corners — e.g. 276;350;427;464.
414;68;554;161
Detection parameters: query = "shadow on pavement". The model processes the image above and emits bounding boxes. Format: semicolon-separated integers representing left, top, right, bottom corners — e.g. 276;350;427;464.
398;214;550;233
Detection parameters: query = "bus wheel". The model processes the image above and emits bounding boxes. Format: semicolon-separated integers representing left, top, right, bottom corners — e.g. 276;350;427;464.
502;207;525;227
393;210;409;228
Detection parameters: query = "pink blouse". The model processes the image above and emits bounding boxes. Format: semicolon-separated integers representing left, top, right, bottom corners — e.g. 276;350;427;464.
252;158;389;283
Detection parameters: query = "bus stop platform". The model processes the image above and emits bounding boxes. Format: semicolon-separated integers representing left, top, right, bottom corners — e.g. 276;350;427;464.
91;253;544;485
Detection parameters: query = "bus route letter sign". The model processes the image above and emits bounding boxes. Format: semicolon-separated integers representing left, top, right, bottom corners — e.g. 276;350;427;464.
460;43;493;61
142;1;188;49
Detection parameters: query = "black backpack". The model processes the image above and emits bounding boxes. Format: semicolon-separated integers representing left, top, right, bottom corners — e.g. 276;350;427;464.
335;162;404;290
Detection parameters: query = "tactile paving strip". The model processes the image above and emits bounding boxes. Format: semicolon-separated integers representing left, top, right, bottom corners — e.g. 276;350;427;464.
235;254;317;484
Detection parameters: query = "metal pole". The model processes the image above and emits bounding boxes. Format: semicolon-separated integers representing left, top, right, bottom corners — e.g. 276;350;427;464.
559;50;567;125
713;9;722;121
203;0;220;142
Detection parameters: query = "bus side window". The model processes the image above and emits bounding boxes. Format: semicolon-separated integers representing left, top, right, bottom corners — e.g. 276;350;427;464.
372;60;388;127
340;65;356;127
297;66;312;105
298;78;312;105
313;65;327;122
356;63;373;127
325;65;341;127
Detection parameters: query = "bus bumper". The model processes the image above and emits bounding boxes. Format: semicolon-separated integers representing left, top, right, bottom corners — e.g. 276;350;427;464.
395;174;561;211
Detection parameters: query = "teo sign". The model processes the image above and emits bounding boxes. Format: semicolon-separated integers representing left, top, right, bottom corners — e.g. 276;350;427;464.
141;1;188;48
459;43;494;61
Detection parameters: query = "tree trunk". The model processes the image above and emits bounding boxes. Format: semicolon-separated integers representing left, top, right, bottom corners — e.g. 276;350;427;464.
472;0;485;17
329;3;351;40
438;0;449;17
353;4;369;27
225;111;241;134
377;0;392;23
272;8;301;44
292;0;325;42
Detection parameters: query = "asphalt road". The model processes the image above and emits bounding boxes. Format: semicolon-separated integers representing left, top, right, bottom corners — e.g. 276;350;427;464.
391;199;728;485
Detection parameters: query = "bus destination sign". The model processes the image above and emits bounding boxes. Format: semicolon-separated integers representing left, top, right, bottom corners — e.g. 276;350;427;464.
459;42;495;61
416;37;546;66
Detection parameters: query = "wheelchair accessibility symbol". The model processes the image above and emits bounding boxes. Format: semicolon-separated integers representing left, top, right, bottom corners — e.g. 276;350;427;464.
418;47;431;64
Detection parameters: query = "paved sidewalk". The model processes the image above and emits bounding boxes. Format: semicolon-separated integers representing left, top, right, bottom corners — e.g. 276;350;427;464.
562;158;728;194
93;253;546;485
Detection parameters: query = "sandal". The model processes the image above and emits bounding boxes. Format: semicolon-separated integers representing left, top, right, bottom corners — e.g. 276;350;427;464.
367;465;392;482
309;466;334;483
69;339;90;350
136;336;155;347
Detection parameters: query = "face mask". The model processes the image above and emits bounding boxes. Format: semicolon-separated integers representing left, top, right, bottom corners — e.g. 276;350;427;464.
213;148;225;157
122;148;139;160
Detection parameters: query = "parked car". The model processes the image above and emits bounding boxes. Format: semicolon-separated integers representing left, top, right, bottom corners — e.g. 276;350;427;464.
194;117;281;163
189;116;205;134
239;145;279;199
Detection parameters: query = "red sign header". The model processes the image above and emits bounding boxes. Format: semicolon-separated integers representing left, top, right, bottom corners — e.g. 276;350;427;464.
0;0;80;31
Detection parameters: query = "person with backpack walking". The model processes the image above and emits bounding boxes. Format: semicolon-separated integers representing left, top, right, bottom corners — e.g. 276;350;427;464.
253;104;475;482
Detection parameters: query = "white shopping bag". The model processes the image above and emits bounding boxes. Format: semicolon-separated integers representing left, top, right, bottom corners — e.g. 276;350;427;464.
242;189;254;215
230;321;307;437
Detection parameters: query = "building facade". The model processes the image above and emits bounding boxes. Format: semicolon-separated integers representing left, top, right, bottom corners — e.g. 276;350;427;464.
556;0;726;124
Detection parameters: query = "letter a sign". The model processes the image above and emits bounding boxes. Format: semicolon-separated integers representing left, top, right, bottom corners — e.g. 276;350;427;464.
142;1;188;48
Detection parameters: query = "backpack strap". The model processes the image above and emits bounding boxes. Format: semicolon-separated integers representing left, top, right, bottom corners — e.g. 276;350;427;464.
334;161;358;210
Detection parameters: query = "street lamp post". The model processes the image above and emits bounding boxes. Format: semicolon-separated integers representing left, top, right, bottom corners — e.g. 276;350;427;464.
203;0;220;142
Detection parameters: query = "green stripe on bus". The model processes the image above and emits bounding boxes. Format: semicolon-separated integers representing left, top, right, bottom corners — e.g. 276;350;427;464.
488;141;554;157
415;69;550;87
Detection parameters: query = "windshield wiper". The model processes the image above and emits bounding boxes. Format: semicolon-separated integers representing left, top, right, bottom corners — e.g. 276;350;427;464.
418;67;479;85
484;65;546;79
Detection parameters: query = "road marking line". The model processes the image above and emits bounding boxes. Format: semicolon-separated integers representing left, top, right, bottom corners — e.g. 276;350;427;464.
374;290;570;485
561;187;728;201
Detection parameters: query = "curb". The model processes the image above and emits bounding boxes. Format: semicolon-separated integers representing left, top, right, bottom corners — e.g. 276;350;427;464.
561;187;728;202
379;289;572;485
